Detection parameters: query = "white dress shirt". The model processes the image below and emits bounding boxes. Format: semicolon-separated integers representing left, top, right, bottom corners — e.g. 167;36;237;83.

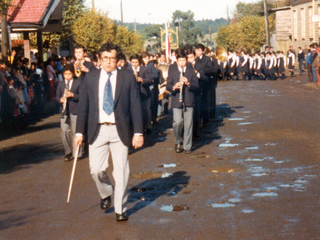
99;68;117;124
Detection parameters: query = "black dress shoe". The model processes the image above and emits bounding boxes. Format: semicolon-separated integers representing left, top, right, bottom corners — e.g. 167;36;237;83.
100;196;111;210
175;143;182;153
64;153;72;162
116;212;128;221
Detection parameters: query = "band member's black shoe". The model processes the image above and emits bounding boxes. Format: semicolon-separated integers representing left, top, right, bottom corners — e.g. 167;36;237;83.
116;212;128;221
64;153;72;162
175;143;182;153
100;196;111;210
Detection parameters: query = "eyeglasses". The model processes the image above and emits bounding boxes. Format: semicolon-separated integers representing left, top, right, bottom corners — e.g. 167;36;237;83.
101;56;117;62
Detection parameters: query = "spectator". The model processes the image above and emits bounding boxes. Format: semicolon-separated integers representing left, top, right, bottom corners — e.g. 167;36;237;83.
298;47;306;76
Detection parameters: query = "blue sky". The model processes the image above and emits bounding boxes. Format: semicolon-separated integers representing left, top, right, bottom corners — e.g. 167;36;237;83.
85;0;258;24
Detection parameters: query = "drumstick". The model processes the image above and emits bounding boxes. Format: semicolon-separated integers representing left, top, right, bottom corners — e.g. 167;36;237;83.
67;145;80;203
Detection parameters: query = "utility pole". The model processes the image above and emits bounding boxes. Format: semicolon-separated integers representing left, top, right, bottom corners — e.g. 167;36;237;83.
227;5;229;24
263;0;270;47
92;0;95;9
1;11;9;60
134;18;136;32
120;0;123;26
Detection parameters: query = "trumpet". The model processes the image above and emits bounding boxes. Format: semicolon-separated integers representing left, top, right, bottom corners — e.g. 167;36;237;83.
75;61;82;78
179;70;183;103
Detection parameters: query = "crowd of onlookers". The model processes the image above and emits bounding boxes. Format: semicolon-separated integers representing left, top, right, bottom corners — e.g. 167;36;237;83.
0;47;81;126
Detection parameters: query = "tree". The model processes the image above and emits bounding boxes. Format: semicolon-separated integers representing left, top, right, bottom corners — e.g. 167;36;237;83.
0;0;14;59
72;9;143;55
114;25;144;55
233;1;274;22
216;15;275;52
171;10;201;46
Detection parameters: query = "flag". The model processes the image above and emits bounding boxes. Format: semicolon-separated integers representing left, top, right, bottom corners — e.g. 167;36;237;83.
165;23;171;62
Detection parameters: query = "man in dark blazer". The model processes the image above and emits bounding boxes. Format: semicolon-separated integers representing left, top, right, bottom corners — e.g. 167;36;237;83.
130;54;153;133
195;43;215;125
166;49;199;153
56;64;82;161
75;42;144;221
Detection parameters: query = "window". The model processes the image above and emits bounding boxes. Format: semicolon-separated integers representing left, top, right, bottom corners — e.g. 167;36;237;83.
293;10;298;40
309;7;314;39
301;8;306;38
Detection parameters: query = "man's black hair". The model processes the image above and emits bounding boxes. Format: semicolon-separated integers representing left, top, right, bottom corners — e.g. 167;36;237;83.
176;49;187;59
195;43;205;51
74;44;86;53
62;64;75;75
98;42;121;60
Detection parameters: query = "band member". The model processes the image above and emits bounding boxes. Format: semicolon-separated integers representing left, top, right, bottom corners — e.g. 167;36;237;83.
195;43;215;125
187;48;201;137
240;50;248;80
227;51;236;80
260;52;266;80
253;53;262;80
117;53;129;69
158;52;169;114
167;49;199;153
75;42;144;221
73;45;95;80
56;64;82;161
141;52;159;125
219;59;227;81
277;51;286;79
287;50;295;77
234;51;240;79
271;52;278;80
130;54;153;133
248;54;254;80
158;51;168;65
265;52;274;80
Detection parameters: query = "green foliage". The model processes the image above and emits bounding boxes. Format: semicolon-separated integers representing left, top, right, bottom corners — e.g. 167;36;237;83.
216;15;275;51
194;18;228;34
114;25;144;55
0;0;14;15
60;0;86;42
170;10;198;46
72;9;143;55
234;1;274;20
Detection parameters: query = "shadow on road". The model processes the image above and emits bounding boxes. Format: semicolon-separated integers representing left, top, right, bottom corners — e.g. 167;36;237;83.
0;143;62;174
192;103;238;151
126;171;190;216
0;100;59;142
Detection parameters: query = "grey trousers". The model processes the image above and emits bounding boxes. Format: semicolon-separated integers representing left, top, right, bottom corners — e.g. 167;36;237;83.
89;125;129;214
173;107;194;151
60;114;82;157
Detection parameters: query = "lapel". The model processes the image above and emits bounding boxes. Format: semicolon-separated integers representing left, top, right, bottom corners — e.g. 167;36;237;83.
114;68;124;108
93;69;101;107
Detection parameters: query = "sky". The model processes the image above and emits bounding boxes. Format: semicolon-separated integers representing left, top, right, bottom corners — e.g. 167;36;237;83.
84;0;257;24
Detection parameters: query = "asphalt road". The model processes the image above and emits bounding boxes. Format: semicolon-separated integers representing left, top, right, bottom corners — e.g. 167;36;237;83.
1;74;320;240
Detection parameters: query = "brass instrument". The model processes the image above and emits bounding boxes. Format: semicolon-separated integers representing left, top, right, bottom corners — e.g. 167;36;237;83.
157;64;170;101
75;61;82;78
213;46;228;62
179;70;183;103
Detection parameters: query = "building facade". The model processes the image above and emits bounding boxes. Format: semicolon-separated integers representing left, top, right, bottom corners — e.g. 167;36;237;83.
275;0;320;51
